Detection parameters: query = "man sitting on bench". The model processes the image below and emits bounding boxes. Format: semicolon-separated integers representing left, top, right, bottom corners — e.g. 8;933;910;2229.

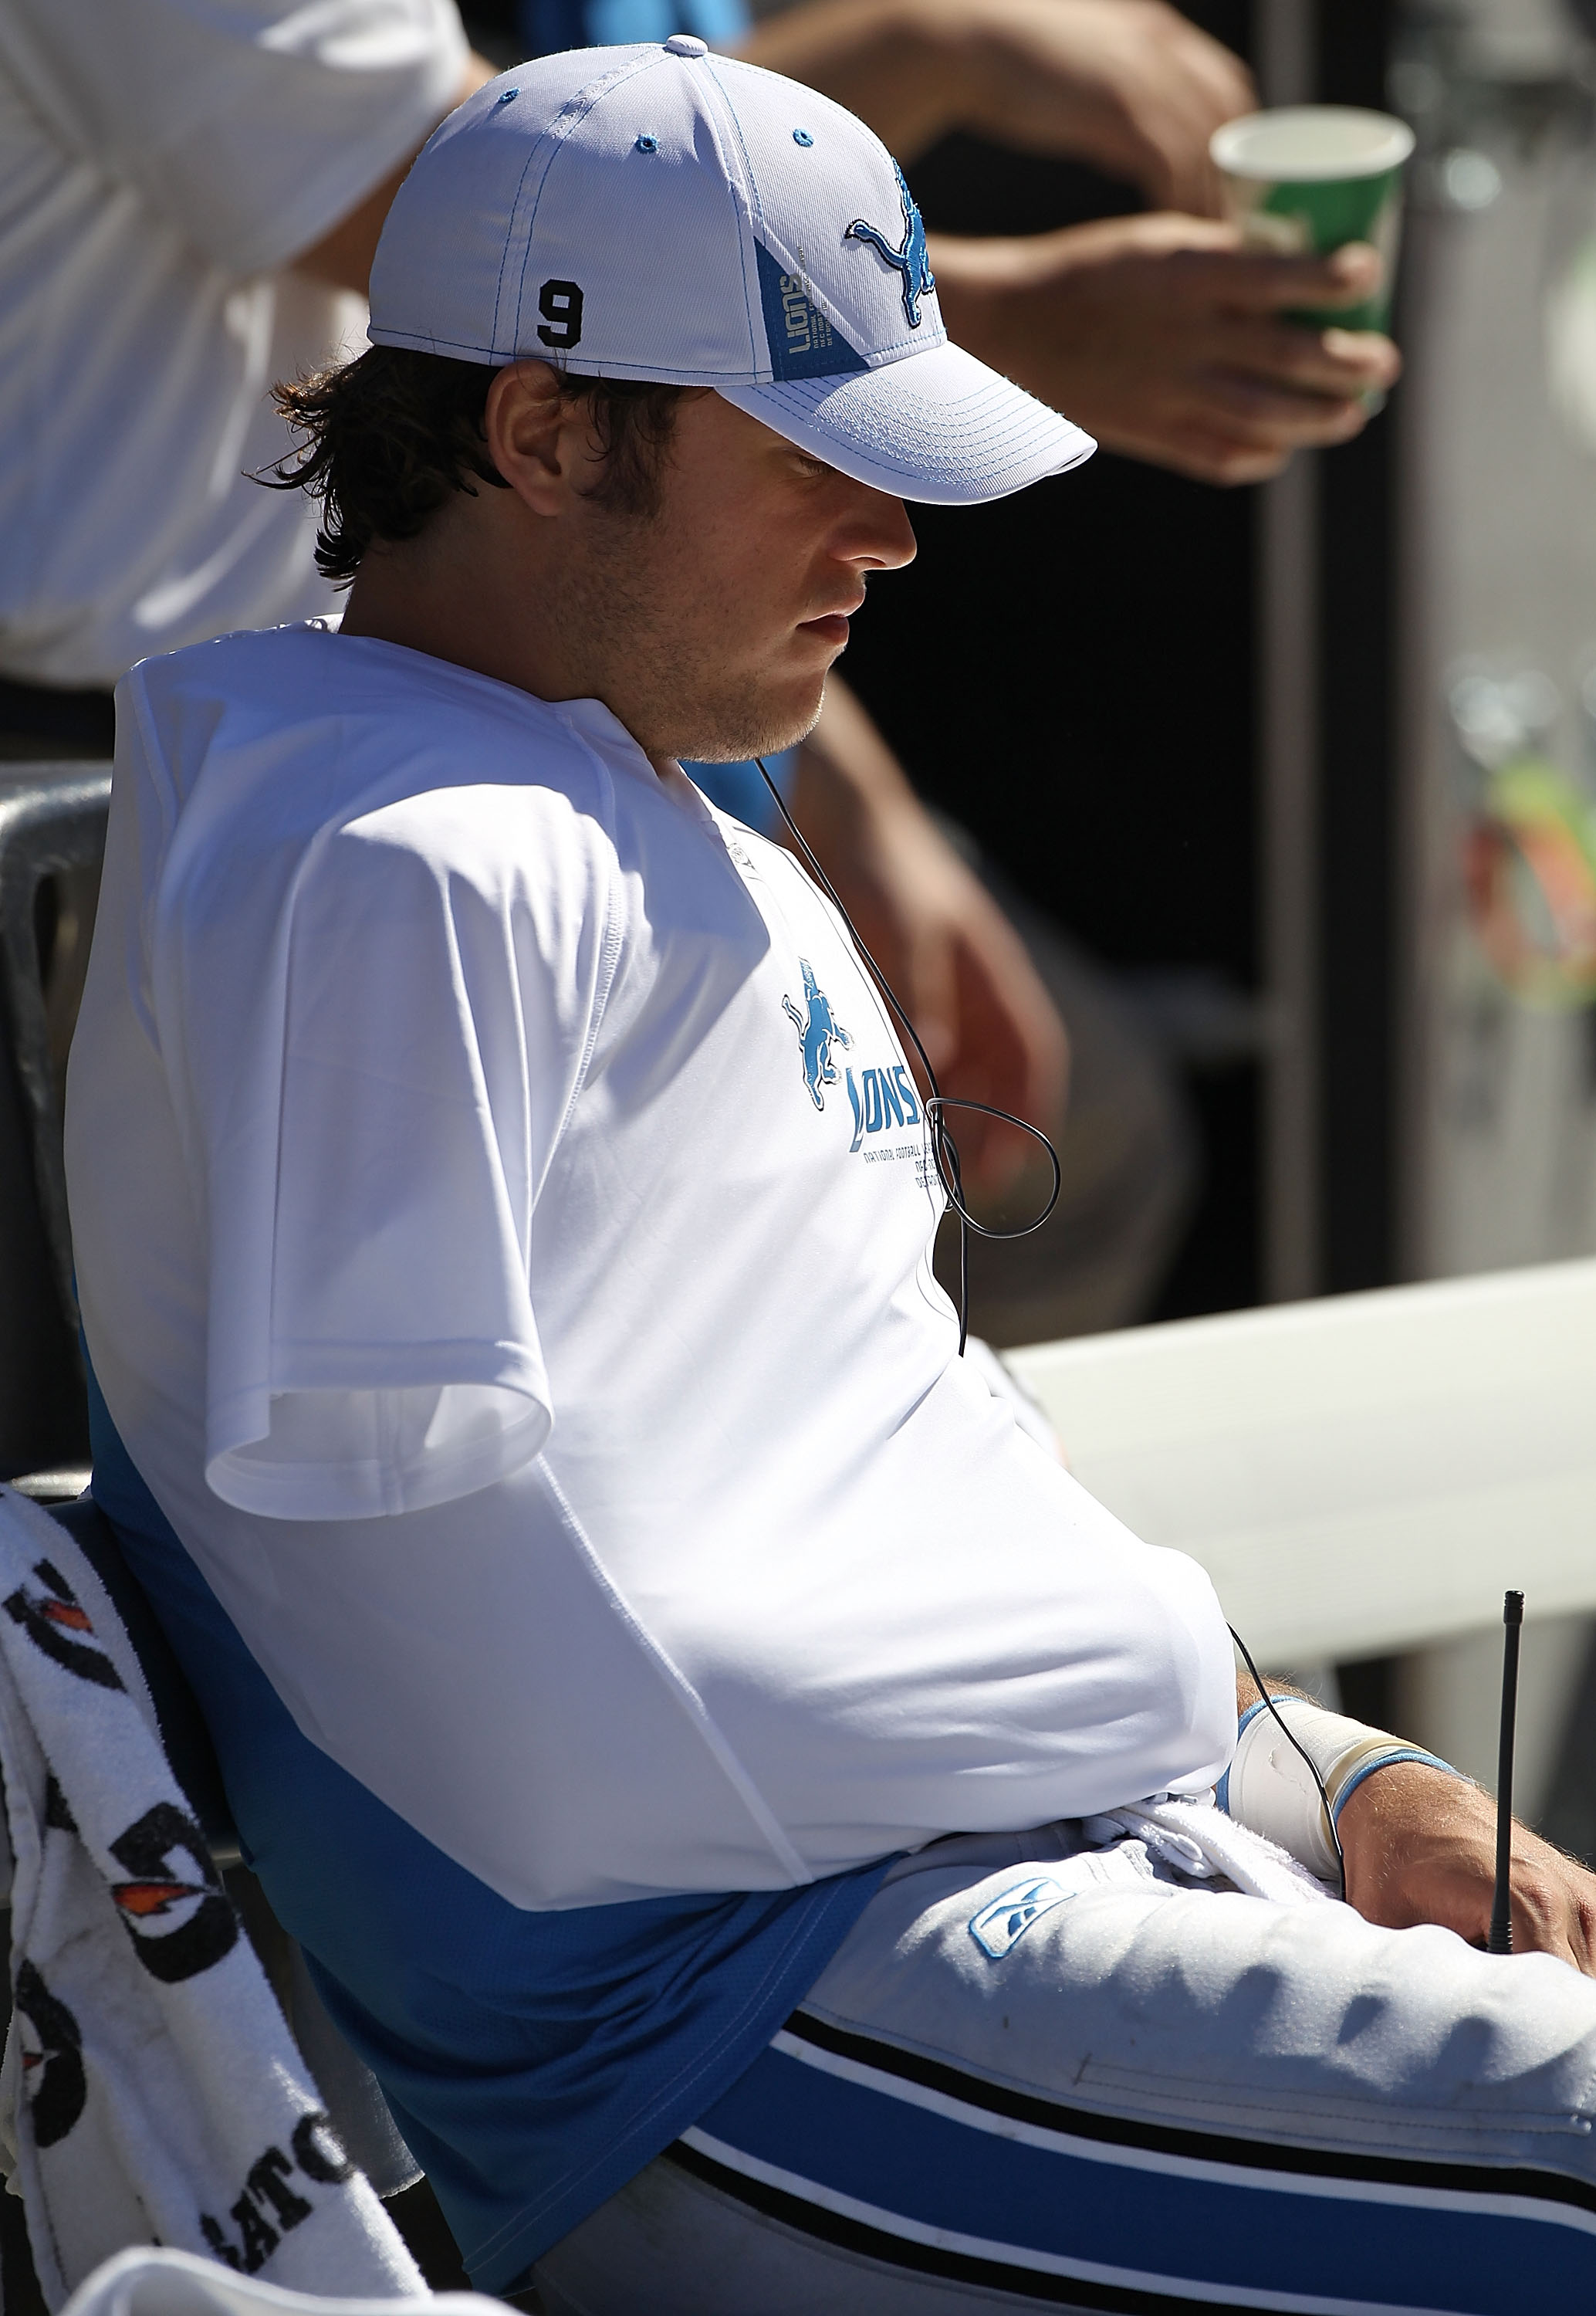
66;40;1596;2312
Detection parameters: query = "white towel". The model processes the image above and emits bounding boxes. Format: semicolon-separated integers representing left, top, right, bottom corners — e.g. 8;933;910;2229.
61;2247;489;2316
1083;1790;1335;1908
0;1486;424;2304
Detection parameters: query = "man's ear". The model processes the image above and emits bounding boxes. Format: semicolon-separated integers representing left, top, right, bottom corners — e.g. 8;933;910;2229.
483;360;599;517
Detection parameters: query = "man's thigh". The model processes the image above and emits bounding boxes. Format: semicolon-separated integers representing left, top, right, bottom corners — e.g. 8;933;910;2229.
536;1828;1596;2315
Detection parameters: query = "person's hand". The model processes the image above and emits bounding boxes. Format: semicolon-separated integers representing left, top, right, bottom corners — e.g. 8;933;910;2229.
932;215;1402;486
1338;1759;1596;1976
787;684;1069;1194
738;0;1252;211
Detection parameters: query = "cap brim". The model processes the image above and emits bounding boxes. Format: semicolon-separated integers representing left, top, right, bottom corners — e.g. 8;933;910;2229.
717;337;1094;506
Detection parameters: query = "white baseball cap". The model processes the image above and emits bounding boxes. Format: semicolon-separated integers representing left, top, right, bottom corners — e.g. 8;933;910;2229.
367;39;1094;506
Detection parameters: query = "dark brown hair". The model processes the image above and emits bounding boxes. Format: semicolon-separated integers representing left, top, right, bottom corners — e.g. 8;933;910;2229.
265;345;686;584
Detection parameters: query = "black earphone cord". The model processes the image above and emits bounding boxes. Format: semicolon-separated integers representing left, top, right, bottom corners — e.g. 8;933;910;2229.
755;764;1336;1888
754;757;1061;1355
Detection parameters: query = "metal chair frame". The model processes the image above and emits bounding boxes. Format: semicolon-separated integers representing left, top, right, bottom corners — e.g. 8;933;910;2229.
0;767;110;1478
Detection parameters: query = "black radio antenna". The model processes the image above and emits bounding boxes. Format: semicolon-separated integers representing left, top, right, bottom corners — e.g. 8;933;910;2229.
1486;1590;1523;1956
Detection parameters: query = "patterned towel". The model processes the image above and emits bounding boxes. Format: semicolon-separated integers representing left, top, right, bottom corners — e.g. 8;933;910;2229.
0;1485;424;2304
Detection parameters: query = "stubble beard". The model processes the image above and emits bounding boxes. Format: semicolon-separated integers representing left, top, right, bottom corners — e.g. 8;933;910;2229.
671;676;825;766
556;512;828;765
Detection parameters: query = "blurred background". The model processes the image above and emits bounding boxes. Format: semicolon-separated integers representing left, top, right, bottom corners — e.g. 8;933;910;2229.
776;0;1596;1861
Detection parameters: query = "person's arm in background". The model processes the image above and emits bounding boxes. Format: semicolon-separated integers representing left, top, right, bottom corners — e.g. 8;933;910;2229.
735;0;1399;484
293;51;499;293
1234;1664;1596;1974
741;0;1249;208
786;679;1070;1194
13;1;493;293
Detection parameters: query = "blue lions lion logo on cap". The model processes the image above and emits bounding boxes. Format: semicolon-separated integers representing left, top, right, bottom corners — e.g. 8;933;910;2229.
846;164;936;329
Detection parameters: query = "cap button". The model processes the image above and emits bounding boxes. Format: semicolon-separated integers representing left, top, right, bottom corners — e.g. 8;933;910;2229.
664;32;708;55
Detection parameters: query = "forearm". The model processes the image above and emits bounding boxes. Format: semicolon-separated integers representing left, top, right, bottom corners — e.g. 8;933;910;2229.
732;0;1143;173
732;0;971;164
1234;1664;1314;1718
291;52;499;294
925;216;1230;411
735;0;1254;210
1224;1676;1460;1884
923;230;1040;383
786;679;923;862
782;681;1070;1170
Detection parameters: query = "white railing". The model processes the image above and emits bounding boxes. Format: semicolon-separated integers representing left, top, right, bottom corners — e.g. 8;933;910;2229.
1006;1258;1596;1668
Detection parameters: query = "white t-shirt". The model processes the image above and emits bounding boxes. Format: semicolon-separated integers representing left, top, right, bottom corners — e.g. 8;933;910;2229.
66;624;1236;1909
0;0;465;688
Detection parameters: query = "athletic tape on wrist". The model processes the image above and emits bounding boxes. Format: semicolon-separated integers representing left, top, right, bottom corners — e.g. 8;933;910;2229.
1217;1696;1459;1882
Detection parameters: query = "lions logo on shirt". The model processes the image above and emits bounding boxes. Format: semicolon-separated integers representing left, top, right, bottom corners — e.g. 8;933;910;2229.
783;960;851;1109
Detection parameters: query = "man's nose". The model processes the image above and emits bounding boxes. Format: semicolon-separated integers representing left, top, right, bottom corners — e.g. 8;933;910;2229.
847;486;918;573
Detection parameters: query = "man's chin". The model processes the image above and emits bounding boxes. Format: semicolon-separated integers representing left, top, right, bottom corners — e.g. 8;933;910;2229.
676;680;827;767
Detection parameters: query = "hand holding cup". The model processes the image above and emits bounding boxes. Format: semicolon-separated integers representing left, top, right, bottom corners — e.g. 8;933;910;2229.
1210;105;1415;332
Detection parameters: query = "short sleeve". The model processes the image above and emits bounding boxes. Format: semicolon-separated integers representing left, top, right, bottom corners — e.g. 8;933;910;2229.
1;0;468;276
176;784;617;1521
